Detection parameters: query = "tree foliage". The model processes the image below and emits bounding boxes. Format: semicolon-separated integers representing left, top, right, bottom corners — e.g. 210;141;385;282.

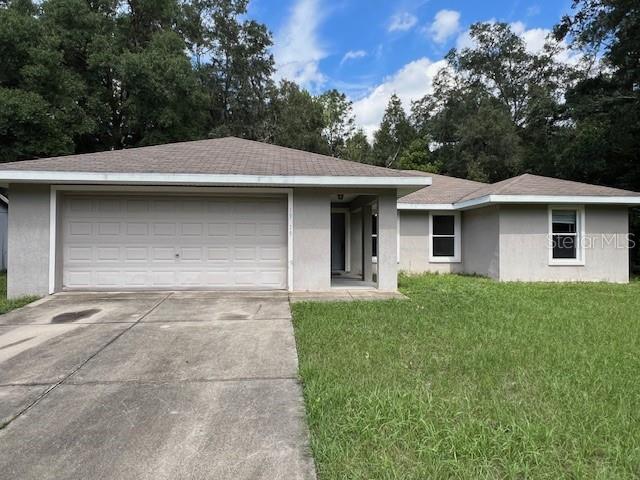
372;94;415;167
318;89;355;157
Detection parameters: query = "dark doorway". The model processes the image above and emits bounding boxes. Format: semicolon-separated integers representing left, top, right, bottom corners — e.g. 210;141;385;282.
331;212;346;272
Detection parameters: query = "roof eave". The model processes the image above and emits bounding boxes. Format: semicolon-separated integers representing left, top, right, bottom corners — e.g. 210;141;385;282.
0;171;431;192
456;194;640;209
397;203;456;210
398;194;640;211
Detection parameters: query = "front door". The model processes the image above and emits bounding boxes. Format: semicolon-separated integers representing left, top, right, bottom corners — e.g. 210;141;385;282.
331;212;346;272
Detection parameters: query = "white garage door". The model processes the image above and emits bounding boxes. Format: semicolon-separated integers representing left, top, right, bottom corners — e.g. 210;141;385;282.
61;194;288;290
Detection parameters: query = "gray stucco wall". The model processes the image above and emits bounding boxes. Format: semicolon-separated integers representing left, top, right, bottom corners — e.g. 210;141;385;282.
8;184;51;298
398;211;464;274
292;189;331;291
499;205;629;283
377;192;398;291
398;205;629;283
462;206;500;279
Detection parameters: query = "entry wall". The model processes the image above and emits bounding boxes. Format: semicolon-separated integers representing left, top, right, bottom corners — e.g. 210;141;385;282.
377;192;398;291
292;189;331;291
8;184;51;298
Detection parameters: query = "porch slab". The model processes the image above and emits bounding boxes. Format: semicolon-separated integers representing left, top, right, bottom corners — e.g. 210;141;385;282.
289;290;406;303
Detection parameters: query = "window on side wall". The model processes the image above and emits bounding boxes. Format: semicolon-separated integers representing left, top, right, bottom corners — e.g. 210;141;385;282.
429;212;461;263
372;213;378;262
549;206;585;265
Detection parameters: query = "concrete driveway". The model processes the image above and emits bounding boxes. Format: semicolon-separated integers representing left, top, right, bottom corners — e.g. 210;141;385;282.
0;291;316;480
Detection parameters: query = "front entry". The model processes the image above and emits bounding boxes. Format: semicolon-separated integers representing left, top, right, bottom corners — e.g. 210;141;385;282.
331;212;346;272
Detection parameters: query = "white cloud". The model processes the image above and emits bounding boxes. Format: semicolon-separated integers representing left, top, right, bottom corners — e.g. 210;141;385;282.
455;20;582;65
427;9;461;44
353;57;448;139
388;12;418;32
340;49;367;65
273;0;327;90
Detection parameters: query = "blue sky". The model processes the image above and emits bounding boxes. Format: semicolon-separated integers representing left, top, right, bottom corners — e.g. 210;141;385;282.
247;0;576;136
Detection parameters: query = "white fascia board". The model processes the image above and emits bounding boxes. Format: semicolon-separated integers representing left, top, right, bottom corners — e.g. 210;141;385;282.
397;203;456;210
455;194;640;209
0;170;432;189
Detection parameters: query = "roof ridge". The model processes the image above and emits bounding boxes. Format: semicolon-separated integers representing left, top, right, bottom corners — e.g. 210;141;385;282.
221;138;432;176
433;172;488;184
493;174;528;195
452;183;488;202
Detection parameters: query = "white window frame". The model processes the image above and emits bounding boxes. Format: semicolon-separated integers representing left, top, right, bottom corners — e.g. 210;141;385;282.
548;205;585;266
429;211;462;263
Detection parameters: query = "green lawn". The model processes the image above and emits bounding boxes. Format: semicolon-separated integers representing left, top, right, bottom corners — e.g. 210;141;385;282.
292;274;640;479
0;273;39;314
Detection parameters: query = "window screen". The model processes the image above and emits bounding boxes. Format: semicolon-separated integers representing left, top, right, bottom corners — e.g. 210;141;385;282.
551;210;578;259
432;215;456;258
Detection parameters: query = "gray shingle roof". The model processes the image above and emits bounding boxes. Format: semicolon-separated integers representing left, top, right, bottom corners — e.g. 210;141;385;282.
400;173;640;206
456;174;640;202
399;172;487;204
0;137;424;178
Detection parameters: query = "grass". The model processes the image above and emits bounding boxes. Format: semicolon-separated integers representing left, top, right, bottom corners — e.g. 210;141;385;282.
0;272;39;314
292;274;640;479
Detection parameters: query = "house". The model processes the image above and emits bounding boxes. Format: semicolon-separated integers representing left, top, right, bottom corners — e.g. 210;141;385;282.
0;138;638;299
0;137;430;297
399;173;640;283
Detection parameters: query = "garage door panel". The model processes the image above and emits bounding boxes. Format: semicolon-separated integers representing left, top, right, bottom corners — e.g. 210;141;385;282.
96;247;120;262
207;246;230;261
207;223;231;237
97;223;121;236
61;195;287;290
180;223;203;236
235;247;256;262
260;271;287;287
152;223;176;236
96;270;122;286
150;271;177;286
126;223;148;236
126;199;149;214
151;247;177;262
260;246;285;261
180;247;203;261
125;247;148;261
123;271;148;286
69;222;92;236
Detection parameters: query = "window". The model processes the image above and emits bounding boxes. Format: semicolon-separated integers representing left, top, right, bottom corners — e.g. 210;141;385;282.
429;212;461;263
372;213;378;260
549;206;585;265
